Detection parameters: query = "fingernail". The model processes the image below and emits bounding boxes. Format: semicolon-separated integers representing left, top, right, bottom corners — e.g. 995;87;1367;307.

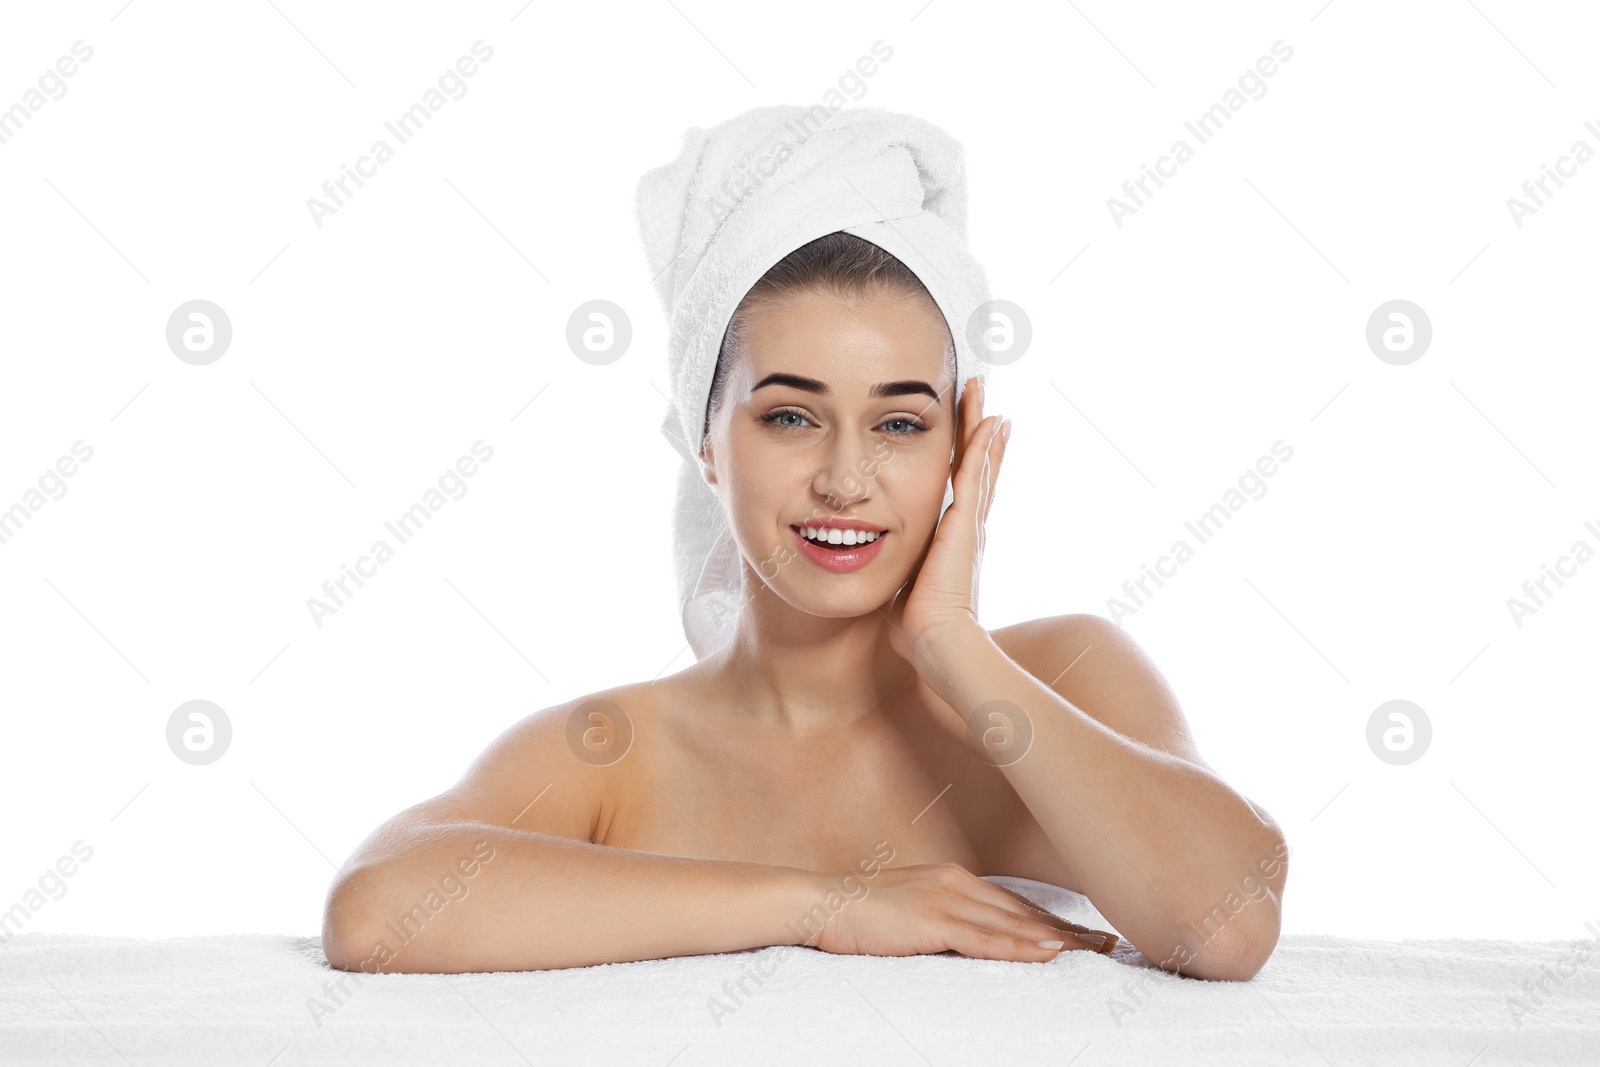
1001;418;1011;441
1037;940;1065;950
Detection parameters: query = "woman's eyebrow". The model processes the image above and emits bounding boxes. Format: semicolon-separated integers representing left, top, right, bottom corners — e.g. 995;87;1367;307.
751;372;939;401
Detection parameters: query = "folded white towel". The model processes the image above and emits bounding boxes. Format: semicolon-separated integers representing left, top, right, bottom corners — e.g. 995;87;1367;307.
4;876;1595;1065
635;104;993;658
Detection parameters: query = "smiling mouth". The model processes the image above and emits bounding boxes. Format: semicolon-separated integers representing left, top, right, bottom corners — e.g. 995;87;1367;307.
790;525;887;551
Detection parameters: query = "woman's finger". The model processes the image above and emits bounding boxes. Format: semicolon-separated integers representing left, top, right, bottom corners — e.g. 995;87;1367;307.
980;417;1008;528
954;898;1111;951
963;375;985;448
971;882;1120;951
957;377;991;463
954;416;1003;549
975;418;1003;530
941;921;1067;963
956;415;1003;515
934;883;1094;947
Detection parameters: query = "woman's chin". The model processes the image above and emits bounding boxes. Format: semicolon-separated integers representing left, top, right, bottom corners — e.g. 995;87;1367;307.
772;584;903;623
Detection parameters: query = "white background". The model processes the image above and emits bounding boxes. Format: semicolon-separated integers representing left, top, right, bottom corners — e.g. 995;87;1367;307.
1;0;1595;947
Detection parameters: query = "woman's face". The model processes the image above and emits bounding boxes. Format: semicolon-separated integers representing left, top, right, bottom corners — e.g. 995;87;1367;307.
699;285;958;621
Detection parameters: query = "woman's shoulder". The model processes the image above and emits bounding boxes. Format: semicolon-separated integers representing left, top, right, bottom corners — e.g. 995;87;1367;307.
517;678;672;765
991;612;1212;771
988;612;1112;667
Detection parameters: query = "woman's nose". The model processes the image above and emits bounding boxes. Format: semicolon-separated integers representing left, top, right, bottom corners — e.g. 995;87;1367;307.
813;436;876;507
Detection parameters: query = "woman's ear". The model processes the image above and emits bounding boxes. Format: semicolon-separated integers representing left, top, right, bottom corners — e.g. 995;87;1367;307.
698;440;718;487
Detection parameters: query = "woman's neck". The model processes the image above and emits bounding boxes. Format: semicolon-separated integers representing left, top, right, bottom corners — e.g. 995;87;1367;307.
697;609;923;734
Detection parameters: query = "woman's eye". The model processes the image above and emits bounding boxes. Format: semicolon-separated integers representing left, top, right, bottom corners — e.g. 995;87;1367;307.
881;417;930;435
761;408;812;429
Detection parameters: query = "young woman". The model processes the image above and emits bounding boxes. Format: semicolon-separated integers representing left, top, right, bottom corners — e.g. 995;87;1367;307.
321;233;1288;981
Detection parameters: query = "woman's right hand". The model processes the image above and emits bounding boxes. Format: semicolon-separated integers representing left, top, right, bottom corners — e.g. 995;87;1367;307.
808;862;1119;962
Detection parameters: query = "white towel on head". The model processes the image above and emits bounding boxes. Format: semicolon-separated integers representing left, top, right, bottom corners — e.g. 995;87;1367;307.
635;103;993;659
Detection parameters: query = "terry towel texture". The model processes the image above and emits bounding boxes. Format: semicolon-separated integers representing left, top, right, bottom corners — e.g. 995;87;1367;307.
3;876;1597;1065
635;104;993;660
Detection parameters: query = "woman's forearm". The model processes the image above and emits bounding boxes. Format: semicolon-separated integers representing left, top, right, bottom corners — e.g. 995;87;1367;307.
322;821;823;973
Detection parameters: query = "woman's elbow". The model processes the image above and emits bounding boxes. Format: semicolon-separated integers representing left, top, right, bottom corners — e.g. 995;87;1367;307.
1186;888;1284;982
321;869;385;973
1197;919;1281;981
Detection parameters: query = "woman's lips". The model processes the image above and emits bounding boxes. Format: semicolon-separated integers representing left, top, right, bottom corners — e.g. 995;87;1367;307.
790;527;887;573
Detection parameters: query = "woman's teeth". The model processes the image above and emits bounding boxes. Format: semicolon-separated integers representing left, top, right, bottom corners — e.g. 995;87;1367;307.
798;526;881;547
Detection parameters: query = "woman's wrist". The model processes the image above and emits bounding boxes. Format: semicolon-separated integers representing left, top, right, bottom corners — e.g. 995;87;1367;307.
905;616;993;701
767;866;838;947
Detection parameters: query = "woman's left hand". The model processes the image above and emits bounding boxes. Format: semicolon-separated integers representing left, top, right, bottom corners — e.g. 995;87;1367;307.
887;375;1010;666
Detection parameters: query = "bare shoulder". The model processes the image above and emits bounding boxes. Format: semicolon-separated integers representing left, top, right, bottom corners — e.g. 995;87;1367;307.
366;682;659;858
992;613;1212;773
